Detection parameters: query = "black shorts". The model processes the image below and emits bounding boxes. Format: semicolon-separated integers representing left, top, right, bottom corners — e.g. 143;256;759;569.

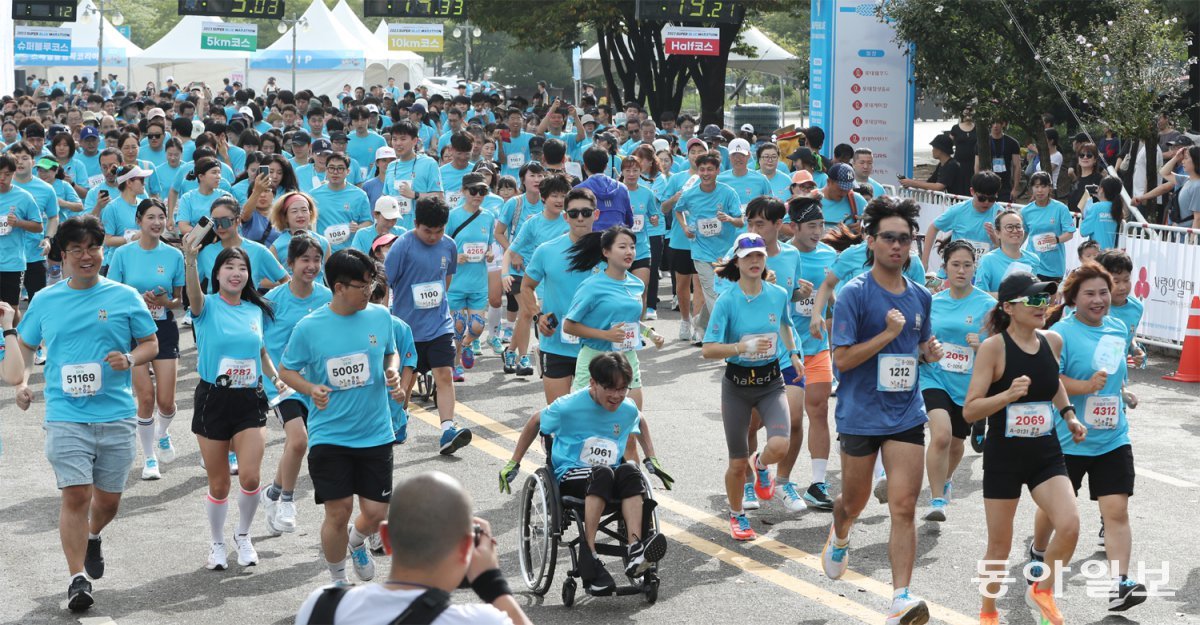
922;388;970;439
132;317;180;360
631;257;651;271
1066;444;1135;500
308;443;394;504
191;380;268;441
838;424;925;457
982;436;1068;499
415;333;456;373
274;397;309;425
670;247;697;275
559;463;645;502
540;350;577;379
505;275;523;313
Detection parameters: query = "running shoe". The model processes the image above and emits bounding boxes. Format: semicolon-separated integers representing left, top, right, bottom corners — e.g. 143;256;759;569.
502;349;517;374
261;491;283;537
1109;577;1147;612
234;534;258;566
729;512;756;541
84;537;105;579
516;355;534;376
644;308;657;321
368;531;386;555
970;420;985;453
141;457;161;481
180;312;193;327
157;435;176;463
669;295;679;311
885;590;930;625
741;483;760;510
228;452;239;476
821;524;849;579
624;531;668;578
461;344;475;369
502;325;513;343
276;500;298;533
488;336;503;355
691;321;704;346
874;474;889;504
348;526;375;581
453;366;465;382
978;611;999;625
439;424;473;455
588;558;617;594
923;498;947;522
677;320;692;342
1025;581;1064;625
34;348;46;365
804;482;835;510
67;575;94;612
394;423;408;445
206;542;228;571
943;480;953;502
776;481;806;513
1025;544;1046;586
750;452;775;500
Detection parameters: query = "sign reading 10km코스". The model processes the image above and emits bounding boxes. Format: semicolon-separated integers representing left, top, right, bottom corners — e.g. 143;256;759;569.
178;0;285;20
364;0;465;17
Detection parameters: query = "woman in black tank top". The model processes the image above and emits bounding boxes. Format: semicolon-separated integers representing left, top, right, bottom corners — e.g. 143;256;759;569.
963;272;1087;625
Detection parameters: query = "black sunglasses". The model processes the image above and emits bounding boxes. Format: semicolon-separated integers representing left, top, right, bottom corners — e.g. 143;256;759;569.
975;194;998;204
566;209;595;219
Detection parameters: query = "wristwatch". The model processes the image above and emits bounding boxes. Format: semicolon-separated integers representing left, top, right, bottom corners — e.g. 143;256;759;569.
2;329;16;338
123;352;135;368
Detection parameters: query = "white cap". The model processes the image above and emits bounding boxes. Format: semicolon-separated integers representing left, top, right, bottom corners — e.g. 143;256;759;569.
375;195;402;220
728;138;752;156
191;121;206;139
652;138;670;153
375;146;397;161
165;76;175;82
146;107;166;120
732;232;767;258
740;123;754;133
116;166;153;185
366;103;380;114
415;98;429;109
579;114;596;126
238;106;254;118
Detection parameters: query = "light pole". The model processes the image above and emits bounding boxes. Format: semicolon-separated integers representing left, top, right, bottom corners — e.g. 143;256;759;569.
81;0;124;94
452;23;481;82
276;16;309;92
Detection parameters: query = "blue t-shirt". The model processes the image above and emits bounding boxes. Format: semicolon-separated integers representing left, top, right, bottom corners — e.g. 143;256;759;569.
499;132;533;178
439;162;474;208
1109;297;1143;345
830;241;926;295
445;207;497;300
664;173;695;250
1020;199;1076;278
310;184;373;252
1080;200;1118;249
349;225;407;256
49;178;83;220
704;280;793;368
0;186;40;271
676;181;743;263
294;164;326;193
14;177;58;261
263;283;332;401
153;162;185;201
388;314;419;425
362;177;385;210
763;170;792;202
497;194;544;250
139;146;169;170
383;155;444;230
716;170;773;208
820;190;867;230
18;278;157;423
932;199;999;256
565;271;646;352
384;231;458;342
1053;314;1131;456
526;233;603;358
193;295;266;386
541;389;641;480
282;304;397;448
176;187;233;227
510;211;570;275
347;131;387;178
793;242;839;355
106;241;186;320
626;184;655;261
171;165;235;198
974;247;1040;293
918;287;995;405
196;239;287;293
644;175;670;237
831;272;932;435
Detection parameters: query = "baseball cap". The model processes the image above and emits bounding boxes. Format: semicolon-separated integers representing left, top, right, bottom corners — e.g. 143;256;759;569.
329;132;349;143
728;138;752;156
366;104;380;114
997;271;1058;303
700;124;723;139
375;146;397;161
579;114;597;126
291;130;312;145
147;107;167;121
787;146;817;164
312;138;333;155
81;111;100;125
409;102;427;114
790;170;815;186
685;138;708;152
1167;135;1194;147
652;138;670;153
374;196;402;220
116;165;154;185
732;233;767;258
80;126;100;141
462;172;489;189
828;163;855;191
740;123;754;134
35;157;60;170
191;121;206;139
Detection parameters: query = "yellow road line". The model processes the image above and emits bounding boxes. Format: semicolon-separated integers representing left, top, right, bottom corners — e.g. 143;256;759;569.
421;402;978;625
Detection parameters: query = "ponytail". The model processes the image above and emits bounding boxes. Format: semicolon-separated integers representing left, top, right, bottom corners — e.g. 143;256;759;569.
567;226;636;273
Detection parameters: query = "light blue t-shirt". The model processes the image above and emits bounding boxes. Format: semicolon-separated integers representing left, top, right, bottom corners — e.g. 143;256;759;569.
794;242;839;355
388;314;419;427
565;271;646;353
1109;297;1143;345
99;195;142;265
0;186;40;270
626;184;655;261
445;207;497;300
153;162;185;202
497;193;544;251
932;199;999;255
347;131;387;178
171;164;235;198
196;239;287;293
282;303;396;448
918;287;995;405
509;212;569;277
499;132;533;178
643;175;670;237
106;241;186;320
830;241;926;295
763;170;792;202
309;183;373;252
831;272;932;435
1053;314;1131;456
525;233;603;358
49;178;83;220
1020;199;1076;278
704;280;793;368
193;295;266;386
14;177;58;261
974;247;1040;293
384;231;458;342
676;181;743;263
541;389;641;480
717;169;773;208
439;162;474;208
1080;200;1118;249
349;225;407;256
262;283;332;402
176;187;233;227
18;278;157;423
664;172;695;250
383;155;444;230
820;190;867;230
294;164;326;193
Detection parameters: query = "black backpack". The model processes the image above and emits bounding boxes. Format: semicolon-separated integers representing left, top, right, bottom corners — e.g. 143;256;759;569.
306;587;451;625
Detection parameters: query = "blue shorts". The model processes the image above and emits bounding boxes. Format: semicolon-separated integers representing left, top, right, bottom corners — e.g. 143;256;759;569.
44;418;137;493
781;365;806;388
447;290;488;311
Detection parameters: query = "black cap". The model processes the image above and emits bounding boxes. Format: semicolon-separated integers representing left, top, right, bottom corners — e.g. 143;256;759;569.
787;146;817;164
930;133;954;155
329;131;349;143
36;101;52;112
462;172;488;188
700;124;723;139
1073;132;1091;144
997;271;1058;303
290;130;312;145
529;136;546;151
1167;135;1194;147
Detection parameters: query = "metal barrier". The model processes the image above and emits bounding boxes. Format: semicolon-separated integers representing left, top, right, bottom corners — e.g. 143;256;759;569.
1122;222;1200;351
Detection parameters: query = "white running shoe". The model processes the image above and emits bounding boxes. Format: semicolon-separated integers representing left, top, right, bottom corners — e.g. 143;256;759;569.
157;435;176;463
348;525;375;581
775;481;806;513
884;591;930;625
368;531;385;555
180;313;193;327
276;500;298;533
206;542;228;571
141;458;161;481
261;491;282;537
234;534;258;566
821;524;850;580
33;348;46;365
677;320;692;342
644;308;658;321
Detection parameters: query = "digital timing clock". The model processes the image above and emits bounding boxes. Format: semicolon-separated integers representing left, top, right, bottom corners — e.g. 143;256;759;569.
363;0;466;18
640;0;742;24
178;0;286;20
13;0;77;22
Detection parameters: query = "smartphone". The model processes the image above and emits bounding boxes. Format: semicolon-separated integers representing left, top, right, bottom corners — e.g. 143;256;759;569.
1085;184;1099;195
544;312;559;331
258;165;269;178
896;173;904;180
152;286;167;296
499;129;511;143
98;190;109;200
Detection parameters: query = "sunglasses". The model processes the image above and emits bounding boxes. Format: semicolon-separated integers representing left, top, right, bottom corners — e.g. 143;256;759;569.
735;235;766;250
876;231;913;245
975;194;998;204
466;186;489;196
147;133;164;139
212;216;236;229
1077;153;1095;158
1009;293;1052;308
566;209;595;219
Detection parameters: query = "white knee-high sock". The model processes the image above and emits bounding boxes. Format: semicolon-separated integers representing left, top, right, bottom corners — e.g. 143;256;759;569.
236;487;260;536
811;458;828;484
206;493;227;544
136;418;156;458
155;406;176;439
487;307;501;334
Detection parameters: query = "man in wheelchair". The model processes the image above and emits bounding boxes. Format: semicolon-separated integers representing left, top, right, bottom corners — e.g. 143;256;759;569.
525;352;669;593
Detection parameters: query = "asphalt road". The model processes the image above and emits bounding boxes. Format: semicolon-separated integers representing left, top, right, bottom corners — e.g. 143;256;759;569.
2;308;1199;625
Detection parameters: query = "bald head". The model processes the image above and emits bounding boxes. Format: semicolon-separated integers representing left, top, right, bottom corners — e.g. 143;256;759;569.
387;471;474;567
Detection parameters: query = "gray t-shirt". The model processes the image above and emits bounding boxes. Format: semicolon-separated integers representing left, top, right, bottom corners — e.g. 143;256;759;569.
1176;178;1199;223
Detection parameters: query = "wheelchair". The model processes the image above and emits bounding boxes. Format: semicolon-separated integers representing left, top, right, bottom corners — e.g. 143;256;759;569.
411;370;437;407
517;437;662;607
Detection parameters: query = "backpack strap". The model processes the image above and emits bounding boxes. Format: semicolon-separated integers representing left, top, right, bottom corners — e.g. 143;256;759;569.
388;588;453;625
306;586;351;625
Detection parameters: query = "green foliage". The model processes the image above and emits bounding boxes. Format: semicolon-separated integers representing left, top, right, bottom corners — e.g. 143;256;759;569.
491;47;574;90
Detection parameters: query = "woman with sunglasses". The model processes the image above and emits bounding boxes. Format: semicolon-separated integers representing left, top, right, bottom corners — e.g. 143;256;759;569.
701;232;802;540
1080;177;1128;250
196;197;288;294
445;173;497;382
918;239;995;523
1020;171;1076;282
964;271;1086;625
183;234;282;572
974;209;1040;297
177;157;233;236
107;198;186;481
1066;142;1103;214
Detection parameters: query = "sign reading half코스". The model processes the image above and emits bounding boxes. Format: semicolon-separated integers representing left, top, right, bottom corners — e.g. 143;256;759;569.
662;26;719;57
809;0;914;178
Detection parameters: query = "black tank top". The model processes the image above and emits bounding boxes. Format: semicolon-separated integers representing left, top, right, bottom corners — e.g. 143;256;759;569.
984;331;1062;450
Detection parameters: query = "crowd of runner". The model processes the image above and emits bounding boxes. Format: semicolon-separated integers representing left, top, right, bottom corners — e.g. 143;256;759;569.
0;74;1166;625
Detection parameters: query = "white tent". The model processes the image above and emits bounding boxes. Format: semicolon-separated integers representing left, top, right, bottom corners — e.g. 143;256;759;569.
331;0;424;87
14;0;144;88
131;16;250;92
579;26;798;79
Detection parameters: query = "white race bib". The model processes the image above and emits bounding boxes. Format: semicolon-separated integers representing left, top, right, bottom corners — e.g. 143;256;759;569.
939;343;974;373
447;191;464;207
1092;334;1126;375
397;196;412;215
324;224;351;245
1033;233;1058;252
991;157;1007;173
1083;395;1119;430
697;218;721;238
411;281;444;309
506;152;525;169
966;240;990;260
793;296;815;317
741;332;777;361
579;436;619;467
0;221;11;237
123;229;139;242
613;321;640;352
560;327;580;345
148;304;167;321
218;357;258;388
632;214;645;233
463;242;487;262
325;352;371;390
359;166;369;181
877;354;917;392
61;362;102;397
1004;402;1054;437
87;174;104;188
311;175;322;189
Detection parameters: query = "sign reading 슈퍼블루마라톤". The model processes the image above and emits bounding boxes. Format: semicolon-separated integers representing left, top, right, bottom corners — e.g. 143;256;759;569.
14;25;71;57
200;22;257;52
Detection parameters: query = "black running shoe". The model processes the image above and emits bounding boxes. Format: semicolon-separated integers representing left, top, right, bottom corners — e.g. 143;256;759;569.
67;576;94;612
624;532;668;578
1109;578;1147;611
970;420;986;453
803;482;835;510
84;537;105;580
589;559;616;594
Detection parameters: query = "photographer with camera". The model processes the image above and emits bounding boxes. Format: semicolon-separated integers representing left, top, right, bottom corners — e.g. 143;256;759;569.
295;471;532;625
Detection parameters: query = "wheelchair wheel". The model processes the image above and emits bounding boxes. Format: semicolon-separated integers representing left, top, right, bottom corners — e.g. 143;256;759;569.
518;467;559;596
644;576;659;604
561;577;576;607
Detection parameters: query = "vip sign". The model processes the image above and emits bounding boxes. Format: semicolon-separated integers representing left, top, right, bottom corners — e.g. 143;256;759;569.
662;25;719;57
389;24;444;52
200;22;258;52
